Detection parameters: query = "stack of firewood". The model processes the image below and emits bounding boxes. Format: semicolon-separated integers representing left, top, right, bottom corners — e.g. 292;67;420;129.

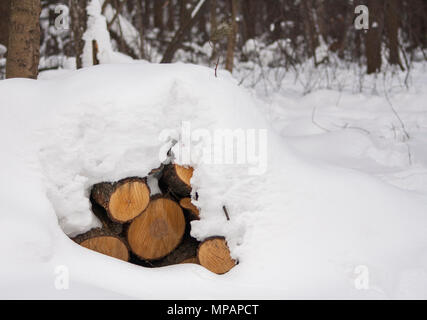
71;163;236;275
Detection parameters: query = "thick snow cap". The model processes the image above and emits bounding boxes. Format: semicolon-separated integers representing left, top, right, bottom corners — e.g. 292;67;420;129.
0;63;427;299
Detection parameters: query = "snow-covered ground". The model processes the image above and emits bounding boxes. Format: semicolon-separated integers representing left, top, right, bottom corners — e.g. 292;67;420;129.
0;60;426;299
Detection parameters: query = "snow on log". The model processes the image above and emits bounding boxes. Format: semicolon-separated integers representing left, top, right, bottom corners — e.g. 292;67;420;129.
160;164;193;198
179;197;200;220
73;228;129;262
198;237;236;274
127;196;186;261
91;177;150;223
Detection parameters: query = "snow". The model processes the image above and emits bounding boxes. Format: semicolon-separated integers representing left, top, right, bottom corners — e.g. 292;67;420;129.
0;61;427;299
82;0;133;66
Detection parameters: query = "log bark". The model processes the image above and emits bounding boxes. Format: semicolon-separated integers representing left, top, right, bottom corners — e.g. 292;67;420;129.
160;164;193;198
91;177;150;223
152;235;200;267
90;198;123;235
198;236;236;274
6;0;41;79
73;228;129;261
179;197;200;220
127;196;186;261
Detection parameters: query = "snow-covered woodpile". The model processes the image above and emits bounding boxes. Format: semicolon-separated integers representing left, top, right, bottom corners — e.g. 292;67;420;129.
71;163;236;275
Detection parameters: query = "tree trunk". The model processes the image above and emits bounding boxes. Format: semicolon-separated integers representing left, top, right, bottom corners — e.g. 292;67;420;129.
198;3;208;42
179;0;189;27
91;177;151;223
136;0;146;59
6;0;41;79
154;0;164;34
225;0;238;73
241;0;256;41
0;0;10;47
385;0;403;69
167;0;175;31
160;0;208;63
365;0;384;74
127;196;186;261
299;0;318;61
70;0;88;69
209;0;217;61
143;0;150;28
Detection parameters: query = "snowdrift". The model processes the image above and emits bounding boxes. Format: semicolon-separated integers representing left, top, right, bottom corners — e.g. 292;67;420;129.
0;63;427;299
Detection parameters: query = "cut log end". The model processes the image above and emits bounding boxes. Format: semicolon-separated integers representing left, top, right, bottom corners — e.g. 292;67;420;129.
92;177;150;223
108;178;150;222
127;197;186;260
160;164;193;197
74;229;129;262
179;197;200;220
198;237;236;275
175;164;193;187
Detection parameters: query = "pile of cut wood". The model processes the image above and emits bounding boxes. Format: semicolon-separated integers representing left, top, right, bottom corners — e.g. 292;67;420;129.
71;163;236;275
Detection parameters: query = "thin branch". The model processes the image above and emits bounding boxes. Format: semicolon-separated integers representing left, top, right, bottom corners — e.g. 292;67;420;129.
222;205;230;221
311;106;330;132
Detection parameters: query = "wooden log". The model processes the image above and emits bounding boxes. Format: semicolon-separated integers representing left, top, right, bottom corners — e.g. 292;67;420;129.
152;236;200;267
160;164;193;198
90;199;123;235
179;197;200;220
197;236;236;275
127;196;186;261
73;228;129;262
180;256;199;264
91;177;150;223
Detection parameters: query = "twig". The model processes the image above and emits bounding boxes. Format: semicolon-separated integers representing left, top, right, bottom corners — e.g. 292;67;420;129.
222;205;230;221
383;87;410;141
311;106;330;132
214;57;219;78
107;0;126;29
